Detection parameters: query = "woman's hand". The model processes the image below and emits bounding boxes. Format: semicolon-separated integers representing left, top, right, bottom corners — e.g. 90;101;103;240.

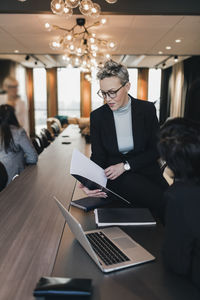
79;183;107;198
104;163;125;180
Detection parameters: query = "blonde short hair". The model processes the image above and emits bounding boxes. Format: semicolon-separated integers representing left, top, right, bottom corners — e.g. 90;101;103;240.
97;60;129;85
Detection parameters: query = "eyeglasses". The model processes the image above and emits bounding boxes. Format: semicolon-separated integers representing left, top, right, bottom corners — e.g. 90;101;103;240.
97;82;127;99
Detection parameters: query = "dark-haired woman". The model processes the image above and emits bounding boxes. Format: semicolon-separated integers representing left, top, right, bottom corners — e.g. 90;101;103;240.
158;117;200;289
0;104;38;184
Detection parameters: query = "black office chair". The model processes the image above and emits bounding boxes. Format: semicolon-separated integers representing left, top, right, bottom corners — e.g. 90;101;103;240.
32;135;44;155
0;162;8;191
41;128;54;142
51;123;60;137
39;131;50;148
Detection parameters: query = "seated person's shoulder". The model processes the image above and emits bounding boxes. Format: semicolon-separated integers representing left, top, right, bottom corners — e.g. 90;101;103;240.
10;126;27;140
166;182;200;226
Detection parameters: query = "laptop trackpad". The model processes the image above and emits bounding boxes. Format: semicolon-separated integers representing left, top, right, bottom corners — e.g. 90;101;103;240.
113;237;137;249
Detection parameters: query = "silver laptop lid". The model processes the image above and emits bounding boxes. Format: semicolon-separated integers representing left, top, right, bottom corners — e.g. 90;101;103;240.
54;197;103;270
54;197;155;273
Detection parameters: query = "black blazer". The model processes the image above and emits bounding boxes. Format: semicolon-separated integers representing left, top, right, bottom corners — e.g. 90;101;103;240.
90;95;161;176
163;181;200;289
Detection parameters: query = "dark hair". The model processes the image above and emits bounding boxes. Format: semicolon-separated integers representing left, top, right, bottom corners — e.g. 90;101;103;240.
158;117;200;182
0;104;20;152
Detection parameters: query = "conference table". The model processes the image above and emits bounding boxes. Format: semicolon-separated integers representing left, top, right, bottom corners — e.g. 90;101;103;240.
0;125;199;300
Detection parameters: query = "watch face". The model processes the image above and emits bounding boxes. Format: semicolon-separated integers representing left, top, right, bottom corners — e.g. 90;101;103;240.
124;162;130;171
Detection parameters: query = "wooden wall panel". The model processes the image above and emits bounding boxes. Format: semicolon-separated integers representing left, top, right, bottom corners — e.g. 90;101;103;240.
80;72;91;117
137;68;149;100
26;68;35;137
46;68;57;117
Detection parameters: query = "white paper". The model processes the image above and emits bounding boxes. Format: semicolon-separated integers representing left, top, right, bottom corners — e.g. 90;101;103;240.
70;149;107;187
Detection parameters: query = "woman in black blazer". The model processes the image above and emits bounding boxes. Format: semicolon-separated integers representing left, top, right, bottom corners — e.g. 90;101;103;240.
81;60;168;218
158;117;200;289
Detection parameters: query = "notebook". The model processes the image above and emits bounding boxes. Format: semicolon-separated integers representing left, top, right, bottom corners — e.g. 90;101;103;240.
94;208;156;227
71;197;112;212
54;197;155;273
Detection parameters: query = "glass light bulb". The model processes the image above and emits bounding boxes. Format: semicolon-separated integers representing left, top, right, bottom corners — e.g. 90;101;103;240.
107;40;117;50
67;43;76;53
105;0;117;3
90;3;101;18
79;0;93;16
49;40;62;50
90;58;97;65
105;53;111;59
65;33;73;41
101;18;107;25
51;0;65;15
89;37;95;43
76;47;84;56
74;57;81;66
62;54;70;61
65;0;80;8
44;23;52;31
63;4;73;17
90;44;98;51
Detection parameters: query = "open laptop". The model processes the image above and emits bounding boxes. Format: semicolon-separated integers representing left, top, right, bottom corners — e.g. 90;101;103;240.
54;197;155;273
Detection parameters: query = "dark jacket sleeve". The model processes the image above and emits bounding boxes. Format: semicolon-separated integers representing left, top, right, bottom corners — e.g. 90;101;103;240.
125;102;160;172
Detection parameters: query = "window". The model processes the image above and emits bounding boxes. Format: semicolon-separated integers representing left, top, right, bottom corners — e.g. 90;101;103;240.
57;68;80;117
128;68;138;98
148;68;162;119
33;68;47;134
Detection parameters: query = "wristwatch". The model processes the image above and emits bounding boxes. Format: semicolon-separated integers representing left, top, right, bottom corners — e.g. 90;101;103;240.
123;161;131;171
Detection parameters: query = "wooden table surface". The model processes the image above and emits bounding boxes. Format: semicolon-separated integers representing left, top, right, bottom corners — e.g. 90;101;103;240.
0;125;86;300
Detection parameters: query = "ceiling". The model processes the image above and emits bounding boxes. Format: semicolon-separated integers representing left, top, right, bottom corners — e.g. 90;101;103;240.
0;1;200;69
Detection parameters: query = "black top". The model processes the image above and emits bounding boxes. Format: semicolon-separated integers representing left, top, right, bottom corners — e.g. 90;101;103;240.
163;181;200;289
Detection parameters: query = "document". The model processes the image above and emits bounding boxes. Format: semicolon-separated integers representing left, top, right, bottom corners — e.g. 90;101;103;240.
70;149;131;205
94;208;156;227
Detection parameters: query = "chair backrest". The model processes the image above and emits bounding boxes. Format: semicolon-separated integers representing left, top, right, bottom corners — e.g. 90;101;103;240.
51;123;60;136
32;135;44;155
41;128;54;142
0;161;8;191
39;131;50;148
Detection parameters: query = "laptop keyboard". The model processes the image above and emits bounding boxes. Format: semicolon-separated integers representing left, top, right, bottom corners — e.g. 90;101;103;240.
86;232;130;266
